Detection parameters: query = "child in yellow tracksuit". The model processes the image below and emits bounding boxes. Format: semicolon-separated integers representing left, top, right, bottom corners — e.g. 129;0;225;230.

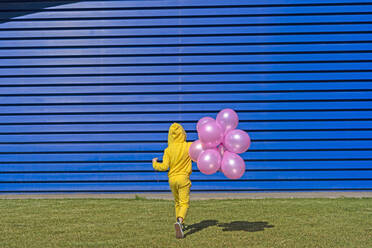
152;123;192;239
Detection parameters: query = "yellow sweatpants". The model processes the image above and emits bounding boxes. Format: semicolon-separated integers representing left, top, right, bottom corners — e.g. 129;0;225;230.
169;175;191;221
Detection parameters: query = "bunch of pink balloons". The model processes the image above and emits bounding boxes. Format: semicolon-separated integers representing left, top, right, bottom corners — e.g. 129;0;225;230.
189;108;251;179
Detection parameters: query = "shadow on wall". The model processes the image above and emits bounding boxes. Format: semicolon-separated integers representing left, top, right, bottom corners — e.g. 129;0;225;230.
0;1;80;24
184;219;274;237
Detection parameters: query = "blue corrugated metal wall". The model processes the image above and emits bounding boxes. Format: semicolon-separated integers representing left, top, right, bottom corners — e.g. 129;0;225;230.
0;0;371;193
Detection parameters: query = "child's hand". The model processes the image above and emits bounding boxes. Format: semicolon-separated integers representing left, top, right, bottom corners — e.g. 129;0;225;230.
152;157;158;164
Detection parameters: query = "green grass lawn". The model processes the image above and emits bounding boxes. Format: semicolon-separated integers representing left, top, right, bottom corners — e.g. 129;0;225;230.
0;197;371;248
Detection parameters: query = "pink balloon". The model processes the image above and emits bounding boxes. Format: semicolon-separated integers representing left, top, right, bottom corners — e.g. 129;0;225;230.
221;151;245;179
216;108;239;134
189;140;205;162
197;149;221;175
198;120;223;149
196;117;214;133
223;129;251;154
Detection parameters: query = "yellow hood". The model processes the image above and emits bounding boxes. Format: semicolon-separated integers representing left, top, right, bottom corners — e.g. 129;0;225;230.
168;123;186;145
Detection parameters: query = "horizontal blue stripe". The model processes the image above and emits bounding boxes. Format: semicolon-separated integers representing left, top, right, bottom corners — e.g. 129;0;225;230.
3;53;372;67
0;120;371;133
3;15;372;29
2;24;372;39
0;111;370;125
1;43;372;57
0;92;370;105
0;101;371;114
0;150;371;162
4;0;372;11
0;82;371;93
0;131;371;142
1;63;372;76
1;73;372;85
2;22;372;34
0;141;370;153
10;5;372;20
1;170;371;182
1;181;371;192
1;160;371;172
1;34;372;47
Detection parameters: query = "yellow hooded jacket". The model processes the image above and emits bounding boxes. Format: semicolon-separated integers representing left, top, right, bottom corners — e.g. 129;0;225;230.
152;123;192;178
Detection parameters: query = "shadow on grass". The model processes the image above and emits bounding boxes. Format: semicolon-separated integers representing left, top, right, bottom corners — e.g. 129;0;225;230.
185;220;274;237
218;221;274;232
184;220;218;237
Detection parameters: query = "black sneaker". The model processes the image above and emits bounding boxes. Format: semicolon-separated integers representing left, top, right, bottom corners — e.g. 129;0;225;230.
174;221;184;239
182;223;188;231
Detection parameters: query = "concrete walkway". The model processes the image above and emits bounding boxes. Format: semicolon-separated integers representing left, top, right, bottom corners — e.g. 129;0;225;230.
0;191;371;200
